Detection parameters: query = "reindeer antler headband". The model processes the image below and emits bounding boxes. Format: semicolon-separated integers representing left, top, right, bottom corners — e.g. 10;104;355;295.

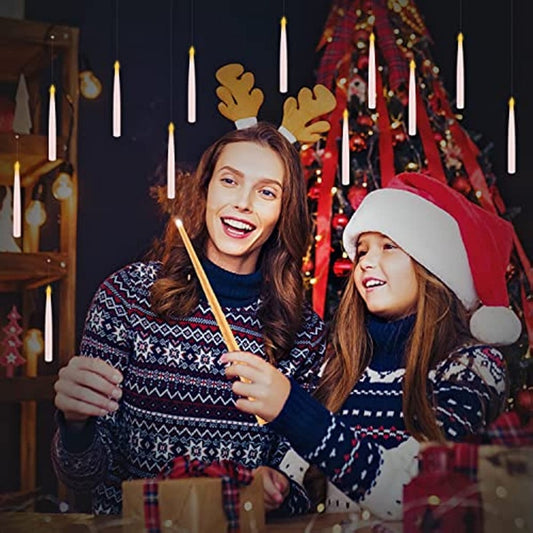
215;63;336;143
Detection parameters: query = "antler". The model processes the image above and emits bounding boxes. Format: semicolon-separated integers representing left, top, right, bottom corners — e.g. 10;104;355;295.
280;85;336;143
215;63;264;123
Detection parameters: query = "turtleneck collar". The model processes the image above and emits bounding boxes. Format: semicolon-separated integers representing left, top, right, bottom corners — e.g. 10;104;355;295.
200;257;262;308
366;313;416;371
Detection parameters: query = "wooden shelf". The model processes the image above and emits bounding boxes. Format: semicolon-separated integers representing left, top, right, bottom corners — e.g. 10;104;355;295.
0;375;57;403
0;252;69;292
0;133;66;189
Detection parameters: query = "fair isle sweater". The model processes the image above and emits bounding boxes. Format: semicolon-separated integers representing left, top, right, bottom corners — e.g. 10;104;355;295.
51;260;326;515
273;314;508;520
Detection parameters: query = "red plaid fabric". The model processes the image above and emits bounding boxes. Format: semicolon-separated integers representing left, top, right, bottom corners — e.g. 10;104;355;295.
316;0;358;89
143;480;161;533
484;411;533;446
442;409;533;482
372;0;409;91
142;455;254;533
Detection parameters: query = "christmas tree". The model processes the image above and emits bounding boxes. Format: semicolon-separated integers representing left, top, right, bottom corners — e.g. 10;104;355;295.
301;0;532;395
0;305;26;378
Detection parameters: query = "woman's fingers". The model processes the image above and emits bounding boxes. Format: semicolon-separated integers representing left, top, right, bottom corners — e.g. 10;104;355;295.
54;378;119;411
54;356;123;422
220;351;266;369
69;356;123;384
224;362;262;383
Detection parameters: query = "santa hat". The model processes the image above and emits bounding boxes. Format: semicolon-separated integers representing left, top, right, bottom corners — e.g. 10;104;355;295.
342;172;522;345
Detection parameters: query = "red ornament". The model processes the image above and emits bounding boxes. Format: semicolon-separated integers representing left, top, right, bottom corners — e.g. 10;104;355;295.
308;183;321;200
356;114;374;128
300;147;315;167
347;184;368;210
332;212;349;230
333;257;353;277
451;175;472;195
302;258;314;274
357;54;369;70
433;131;444;143
352;29;370;48
350;133;367;152
516;389;533;416
391;128;407;145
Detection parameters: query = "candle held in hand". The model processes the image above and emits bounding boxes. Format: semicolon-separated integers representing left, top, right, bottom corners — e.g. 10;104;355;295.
174;217;266;425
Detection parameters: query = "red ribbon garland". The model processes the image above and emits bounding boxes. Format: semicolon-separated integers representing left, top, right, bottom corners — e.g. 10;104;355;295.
143;455;254;533
416;86;446;183
313;99;346;318
376;69;395;186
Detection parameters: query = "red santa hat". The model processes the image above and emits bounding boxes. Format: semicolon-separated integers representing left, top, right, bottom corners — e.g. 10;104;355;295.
342;172;522;345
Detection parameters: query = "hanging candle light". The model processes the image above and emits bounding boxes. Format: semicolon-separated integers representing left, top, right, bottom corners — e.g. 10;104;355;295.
342;109;350;186
368;32;376;109
507;97;516;174
507;0;516;174
12;161;21;238
48;84;56;161
456;32;465;109
167;122;175;199
44;284;53;363
279;16;288;93
113;61;121;137
408;59;416;136
187;46;196;123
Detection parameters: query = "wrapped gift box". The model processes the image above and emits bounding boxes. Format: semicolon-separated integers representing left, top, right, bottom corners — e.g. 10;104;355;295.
122;474;264;533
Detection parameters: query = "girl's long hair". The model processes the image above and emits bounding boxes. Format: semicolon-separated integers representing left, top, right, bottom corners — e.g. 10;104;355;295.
150;123;310;364
315;261;472;442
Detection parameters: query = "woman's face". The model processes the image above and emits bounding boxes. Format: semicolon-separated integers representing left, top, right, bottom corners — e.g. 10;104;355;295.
205;141;284;274
353;232;418;320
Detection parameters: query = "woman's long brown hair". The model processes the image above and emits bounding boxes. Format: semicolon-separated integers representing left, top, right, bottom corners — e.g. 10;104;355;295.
315;261;472;442
149;123;310;364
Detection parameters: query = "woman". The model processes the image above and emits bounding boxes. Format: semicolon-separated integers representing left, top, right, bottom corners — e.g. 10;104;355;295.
52;123;326;515
223;172;521;519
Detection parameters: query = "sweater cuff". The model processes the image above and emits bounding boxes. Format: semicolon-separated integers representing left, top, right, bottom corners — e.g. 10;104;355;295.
55;410;97;453
269;378;332;456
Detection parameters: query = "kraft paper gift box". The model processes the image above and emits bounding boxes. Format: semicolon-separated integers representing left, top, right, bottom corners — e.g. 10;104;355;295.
122;474;265;533
477;445;533;533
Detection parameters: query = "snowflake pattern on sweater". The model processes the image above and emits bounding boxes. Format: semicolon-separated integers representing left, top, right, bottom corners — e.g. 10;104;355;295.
51;261;326;515
272;314;508;519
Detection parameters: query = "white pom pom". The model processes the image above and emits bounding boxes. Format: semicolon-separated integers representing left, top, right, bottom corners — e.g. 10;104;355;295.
469;306;522;345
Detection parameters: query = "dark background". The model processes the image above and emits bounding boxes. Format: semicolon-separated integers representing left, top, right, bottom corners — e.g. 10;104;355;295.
24;0;532;345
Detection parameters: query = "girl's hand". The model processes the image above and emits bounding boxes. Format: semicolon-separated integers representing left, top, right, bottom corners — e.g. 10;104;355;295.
253;466;290;512
220;351;290;422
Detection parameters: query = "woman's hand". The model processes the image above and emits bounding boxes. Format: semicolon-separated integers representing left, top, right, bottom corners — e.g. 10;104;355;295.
253;466;290;512
220;351;290;422
54;356;123;423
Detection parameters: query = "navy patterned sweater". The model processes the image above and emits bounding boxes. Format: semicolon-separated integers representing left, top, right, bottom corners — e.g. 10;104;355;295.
51;260;326;515
273;314;508;519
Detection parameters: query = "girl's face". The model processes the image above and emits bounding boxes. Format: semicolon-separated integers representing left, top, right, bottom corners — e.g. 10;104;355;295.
354;232;418;320
205;141;284;274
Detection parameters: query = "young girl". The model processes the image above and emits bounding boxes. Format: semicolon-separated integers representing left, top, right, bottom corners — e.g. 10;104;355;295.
223;171;522;519
51;123;326;515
